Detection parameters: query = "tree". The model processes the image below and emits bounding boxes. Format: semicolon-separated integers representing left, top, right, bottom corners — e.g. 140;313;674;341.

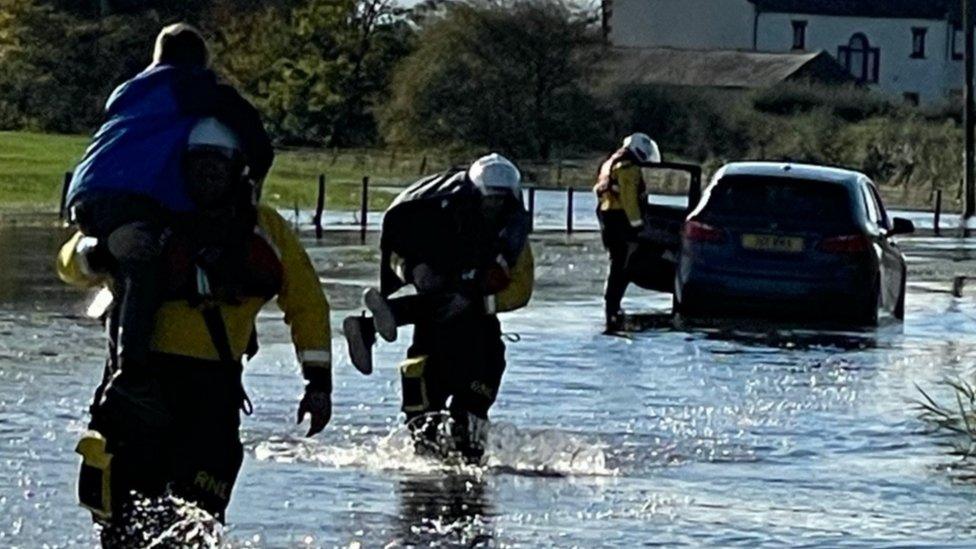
213;0;412;146
381;0;601;159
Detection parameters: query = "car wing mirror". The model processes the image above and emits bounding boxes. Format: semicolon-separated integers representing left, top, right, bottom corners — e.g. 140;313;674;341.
889;217;915;236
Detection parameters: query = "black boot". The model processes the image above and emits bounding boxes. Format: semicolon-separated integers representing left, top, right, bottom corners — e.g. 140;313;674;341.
342;315;376;375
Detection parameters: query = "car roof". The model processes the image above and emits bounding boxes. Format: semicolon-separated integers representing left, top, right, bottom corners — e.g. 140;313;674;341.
715;162;868;186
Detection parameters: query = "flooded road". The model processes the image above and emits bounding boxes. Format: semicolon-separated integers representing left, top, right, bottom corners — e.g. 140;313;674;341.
1;219;976;547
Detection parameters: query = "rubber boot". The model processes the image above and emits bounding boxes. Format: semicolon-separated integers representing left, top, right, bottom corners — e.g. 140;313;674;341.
363;288;397;342
342;315;376;375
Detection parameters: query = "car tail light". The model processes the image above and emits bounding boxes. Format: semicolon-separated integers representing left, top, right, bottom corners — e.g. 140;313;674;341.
818;234;871;253
683;220;725;243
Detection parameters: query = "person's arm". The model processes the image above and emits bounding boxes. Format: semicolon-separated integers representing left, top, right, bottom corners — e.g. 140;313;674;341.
258;206;332;435
214;84;275;183
486;243;534;314
172;69;275;182
55;232;110;289
615;163;644;228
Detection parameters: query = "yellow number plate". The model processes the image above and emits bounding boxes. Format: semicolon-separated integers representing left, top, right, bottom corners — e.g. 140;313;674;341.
741;234;804;253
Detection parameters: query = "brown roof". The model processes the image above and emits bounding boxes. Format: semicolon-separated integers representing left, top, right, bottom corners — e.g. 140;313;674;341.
605;47;854;89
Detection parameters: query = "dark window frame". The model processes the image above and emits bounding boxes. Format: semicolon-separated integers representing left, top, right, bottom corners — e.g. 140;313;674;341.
792;20;807;50
911;27;927;58
838;33;880;84
903;92;920;106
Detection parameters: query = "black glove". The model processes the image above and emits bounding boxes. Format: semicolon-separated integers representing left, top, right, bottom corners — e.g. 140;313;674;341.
298;366;332;437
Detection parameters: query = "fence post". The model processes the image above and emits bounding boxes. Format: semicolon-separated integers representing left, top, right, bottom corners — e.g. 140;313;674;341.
527;187;536;233
293;200;300;232
314;174;326;239
566;187;574;234
59;171;72;220
933;189;942;237
360;176;369;245
419;155;428;175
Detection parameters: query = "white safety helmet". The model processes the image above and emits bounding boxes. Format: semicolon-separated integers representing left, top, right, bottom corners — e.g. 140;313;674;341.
467;153;522;199
623;133;661;163
187;117;241;155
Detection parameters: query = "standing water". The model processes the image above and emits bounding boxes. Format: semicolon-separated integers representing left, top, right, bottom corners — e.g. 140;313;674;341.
1;219;976;547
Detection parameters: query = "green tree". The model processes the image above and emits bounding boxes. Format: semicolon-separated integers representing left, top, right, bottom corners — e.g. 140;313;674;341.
214;0;412;146
381;0;600;160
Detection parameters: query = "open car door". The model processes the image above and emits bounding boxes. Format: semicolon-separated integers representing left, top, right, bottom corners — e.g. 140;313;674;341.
625;161;702;294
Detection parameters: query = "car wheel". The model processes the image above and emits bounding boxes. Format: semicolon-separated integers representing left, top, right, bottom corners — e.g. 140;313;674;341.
857;281;880;326
893;268;907;321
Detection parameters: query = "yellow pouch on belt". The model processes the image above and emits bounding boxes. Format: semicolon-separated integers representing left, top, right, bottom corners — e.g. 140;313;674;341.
400;356;429;414
76;430;113;521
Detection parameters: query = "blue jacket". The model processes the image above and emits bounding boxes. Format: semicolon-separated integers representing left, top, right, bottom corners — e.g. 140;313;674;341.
68;65;217;212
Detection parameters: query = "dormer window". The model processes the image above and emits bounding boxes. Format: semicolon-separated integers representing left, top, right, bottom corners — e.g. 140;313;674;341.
911;27;927;59
838;33;880;84
792;20;807;50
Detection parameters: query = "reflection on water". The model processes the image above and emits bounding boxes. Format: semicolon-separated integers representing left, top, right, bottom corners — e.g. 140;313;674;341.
395;474;493;547
3;223;976;546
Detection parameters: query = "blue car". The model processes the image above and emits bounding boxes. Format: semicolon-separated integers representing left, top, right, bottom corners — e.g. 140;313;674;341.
674;162;914;325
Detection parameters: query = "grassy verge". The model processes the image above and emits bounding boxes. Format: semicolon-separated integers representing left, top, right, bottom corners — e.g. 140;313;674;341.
0;131;458;214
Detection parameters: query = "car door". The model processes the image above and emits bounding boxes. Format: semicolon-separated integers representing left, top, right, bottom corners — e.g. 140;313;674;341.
862;181;906;314
629;162;703;293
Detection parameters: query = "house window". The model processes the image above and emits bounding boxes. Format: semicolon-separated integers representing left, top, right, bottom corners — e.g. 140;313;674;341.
838;33;880;83
792;20;807;50
954;25;965;60
911;27;926;58
903;92;920;106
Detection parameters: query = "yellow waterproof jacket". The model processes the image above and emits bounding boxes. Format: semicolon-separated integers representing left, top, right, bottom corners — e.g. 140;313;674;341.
595;149;645;228
486;243;534;314
56;205;332;369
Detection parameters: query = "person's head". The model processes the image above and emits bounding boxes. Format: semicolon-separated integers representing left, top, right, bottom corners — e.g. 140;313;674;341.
467;153;522;222
183;118;247;209
622;133;661;163
153;23;210;68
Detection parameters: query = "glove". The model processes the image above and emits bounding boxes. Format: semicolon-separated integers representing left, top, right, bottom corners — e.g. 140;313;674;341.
106;222;161;265
411;263;447;294
297;365;332;437
434;293;473;322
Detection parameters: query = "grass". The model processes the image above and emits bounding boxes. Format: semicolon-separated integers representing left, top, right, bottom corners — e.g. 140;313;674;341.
916;379;976;458
0;131;460;214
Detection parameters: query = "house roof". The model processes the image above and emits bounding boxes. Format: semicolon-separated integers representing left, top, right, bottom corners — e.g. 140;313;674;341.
749;0;953;21
604;47;854;90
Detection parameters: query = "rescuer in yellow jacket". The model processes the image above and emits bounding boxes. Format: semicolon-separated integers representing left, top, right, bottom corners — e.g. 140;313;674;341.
594;133;661;329
344;154;533;463
57;119;331;546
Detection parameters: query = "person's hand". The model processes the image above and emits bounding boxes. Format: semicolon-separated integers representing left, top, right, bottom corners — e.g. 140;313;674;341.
298;365;332;437
297;386;332;437
107;222;160;264
411;263;446;293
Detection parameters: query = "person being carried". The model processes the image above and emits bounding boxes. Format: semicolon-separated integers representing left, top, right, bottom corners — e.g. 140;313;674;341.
60;115;329;548
343;154;534;462
65;22;273;381
594;133;661;330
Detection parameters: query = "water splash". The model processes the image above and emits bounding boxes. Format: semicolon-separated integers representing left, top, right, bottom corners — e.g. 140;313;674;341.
252;420;615;477
96;493;223;548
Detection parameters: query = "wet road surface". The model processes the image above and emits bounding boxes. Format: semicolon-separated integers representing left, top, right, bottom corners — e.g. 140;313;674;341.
1;220;975;547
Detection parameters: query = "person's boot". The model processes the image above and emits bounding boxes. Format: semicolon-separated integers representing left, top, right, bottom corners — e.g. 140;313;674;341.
363;288;397;342
343;315;376;375
604;307;625;333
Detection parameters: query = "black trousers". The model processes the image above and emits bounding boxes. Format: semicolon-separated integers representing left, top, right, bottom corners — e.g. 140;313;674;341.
404;312;506;422
72;191;166;369
598;209;639;316
91;353;245;546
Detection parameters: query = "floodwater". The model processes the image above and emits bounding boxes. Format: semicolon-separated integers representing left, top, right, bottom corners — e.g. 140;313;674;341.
2;217;976;547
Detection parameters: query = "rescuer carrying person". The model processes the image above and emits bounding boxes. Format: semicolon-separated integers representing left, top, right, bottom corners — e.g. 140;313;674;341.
58;118;332;547
343;153;534;462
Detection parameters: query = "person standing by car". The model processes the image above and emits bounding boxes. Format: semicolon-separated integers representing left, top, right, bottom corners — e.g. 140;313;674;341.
594;133;661;330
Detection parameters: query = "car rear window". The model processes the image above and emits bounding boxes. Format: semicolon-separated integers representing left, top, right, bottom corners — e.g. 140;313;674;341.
703;176;854;223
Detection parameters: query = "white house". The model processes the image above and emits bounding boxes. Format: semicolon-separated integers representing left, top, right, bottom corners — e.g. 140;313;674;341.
608;0;966;105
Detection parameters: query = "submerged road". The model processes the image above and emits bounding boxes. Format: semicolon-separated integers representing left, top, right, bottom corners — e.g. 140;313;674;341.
0;222;975;546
